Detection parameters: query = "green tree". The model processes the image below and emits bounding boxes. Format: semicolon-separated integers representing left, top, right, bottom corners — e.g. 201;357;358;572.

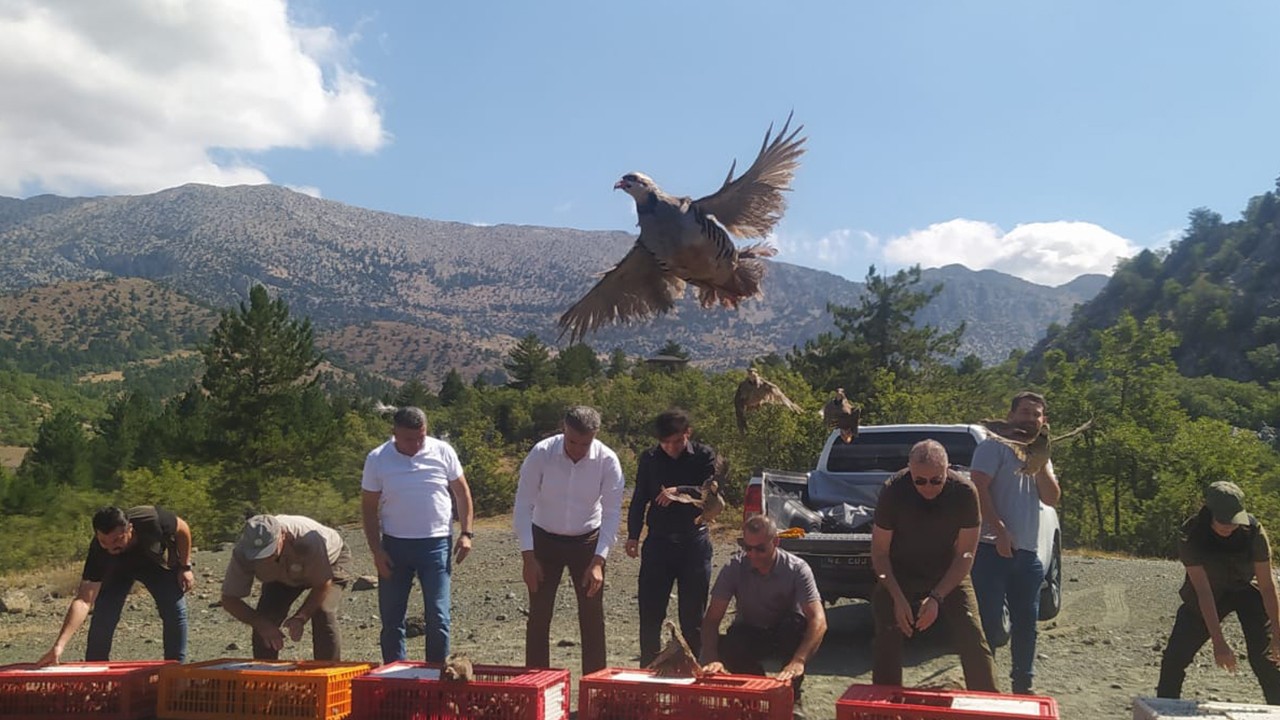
657;339;690;360
393;378;433;408
554;343;602;386
606;347;631;379
504;334;552;390
439;368;468;406
91;391;157;490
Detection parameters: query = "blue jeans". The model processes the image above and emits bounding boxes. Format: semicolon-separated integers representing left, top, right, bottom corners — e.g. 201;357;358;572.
86;562;188;662
378;535;452;663
971;543;1042;692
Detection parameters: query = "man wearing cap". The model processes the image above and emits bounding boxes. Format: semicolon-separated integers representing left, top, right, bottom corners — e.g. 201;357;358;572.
221;514;352;660
870;440;996;691
1156;481;1280;703
37;505;195;665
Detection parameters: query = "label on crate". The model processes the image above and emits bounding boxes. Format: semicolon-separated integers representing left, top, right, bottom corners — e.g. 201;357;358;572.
544;682;566;720
20;665;113;673
610;671;698;685
205;661;298;672
951;696;1045;715
371;664;442;680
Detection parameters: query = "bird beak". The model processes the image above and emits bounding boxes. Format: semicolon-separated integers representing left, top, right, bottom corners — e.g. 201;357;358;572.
614;179;627;190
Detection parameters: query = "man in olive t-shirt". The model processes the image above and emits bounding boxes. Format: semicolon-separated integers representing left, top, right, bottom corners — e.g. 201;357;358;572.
1157;481;1280;704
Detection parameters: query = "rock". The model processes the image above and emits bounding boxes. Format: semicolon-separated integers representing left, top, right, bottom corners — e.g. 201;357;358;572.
556;639;577;648
208;601;222;609
352;575;378;591
505;592;516;600
406;617;426;639
226;642;240;651
495;614;508;621
1110;682;1122;689
0;590;31;614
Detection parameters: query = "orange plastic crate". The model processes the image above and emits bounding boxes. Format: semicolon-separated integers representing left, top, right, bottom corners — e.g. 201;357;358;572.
156;658;374;720
579;668;792;720
0;661;172;720
836;684;1058;720
351;661;570;720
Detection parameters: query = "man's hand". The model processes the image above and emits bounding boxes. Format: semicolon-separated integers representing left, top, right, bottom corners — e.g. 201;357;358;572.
892;594;915;637
776;659;805;682
624;539;639;558
36;645;62;667
700;661;726;675
372;548;394;579
522;554;544;594
1212;638;1238;673
995;527;1015;558
915;596;941;633
655;486;679;507
255;620;286;652
1270;630;1280;666
283;616;306;642
179;570;196;594
454;535;472;565
581;557;605;598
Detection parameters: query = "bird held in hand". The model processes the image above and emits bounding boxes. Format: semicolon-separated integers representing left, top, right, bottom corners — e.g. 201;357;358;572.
979;418;1094;476
646;620;701;678
558;113;806;342
733;368;802;432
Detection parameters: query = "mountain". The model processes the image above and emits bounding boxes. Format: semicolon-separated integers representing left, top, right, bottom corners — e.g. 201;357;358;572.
0;184;1102;380
1026;183;1280;382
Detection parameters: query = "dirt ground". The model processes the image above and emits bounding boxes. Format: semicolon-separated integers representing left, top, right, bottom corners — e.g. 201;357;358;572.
1;515;1277;719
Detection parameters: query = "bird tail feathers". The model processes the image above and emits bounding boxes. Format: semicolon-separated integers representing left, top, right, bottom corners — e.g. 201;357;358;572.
696;258;768;309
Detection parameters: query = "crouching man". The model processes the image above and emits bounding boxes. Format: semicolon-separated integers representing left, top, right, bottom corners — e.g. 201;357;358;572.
221;514;351;660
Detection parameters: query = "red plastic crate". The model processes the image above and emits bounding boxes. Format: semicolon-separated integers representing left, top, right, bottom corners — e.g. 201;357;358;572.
0;660;172;720
836;684;1058;720
579;668;793;720
156;658;374;720
351;661;570;720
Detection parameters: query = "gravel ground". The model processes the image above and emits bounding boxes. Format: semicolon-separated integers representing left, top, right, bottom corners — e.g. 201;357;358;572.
1;516;1276;719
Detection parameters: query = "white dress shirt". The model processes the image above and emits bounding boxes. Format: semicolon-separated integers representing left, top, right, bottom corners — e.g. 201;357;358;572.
514;434;626;559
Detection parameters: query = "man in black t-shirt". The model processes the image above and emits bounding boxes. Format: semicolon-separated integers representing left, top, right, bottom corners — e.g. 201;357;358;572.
625;408;718;665
870;439;996;691
1157;481;1280;704
37;505;195;665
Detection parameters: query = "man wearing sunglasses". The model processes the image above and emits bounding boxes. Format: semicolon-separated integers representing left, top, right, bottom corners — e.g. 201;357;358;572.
700;515;827;719
869;440;996;691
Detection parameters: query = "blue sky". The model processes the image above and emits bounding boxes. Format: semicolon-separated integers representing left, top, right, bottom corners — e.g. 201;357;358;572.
3;1;1278;286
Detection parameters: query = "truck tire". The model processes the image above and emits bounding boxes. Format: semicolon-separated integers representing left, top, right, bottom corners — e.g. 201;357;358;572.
988;603;1011;648
1038;534;1063;620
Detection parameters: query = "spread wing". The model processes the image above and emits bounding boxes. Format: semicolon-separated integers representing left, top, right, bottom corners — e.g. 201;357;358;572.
558;242;686;343
693;112;806;239
759;380;802;412
1050;418;1095;443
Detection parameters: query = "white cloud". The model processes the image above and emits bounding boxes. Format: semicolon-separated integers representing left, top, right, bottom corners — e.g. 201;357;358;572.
777;228;877;268
881;219;1139;286
0;0;387;197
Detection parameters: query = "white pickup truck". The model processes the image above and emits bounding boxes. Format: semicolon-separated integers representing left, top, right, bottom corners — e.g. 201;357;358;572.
742;423;1063;646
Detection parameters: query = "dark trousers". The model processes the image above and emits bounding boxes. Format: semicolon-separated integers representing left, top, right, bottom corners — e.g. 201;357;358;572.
638;530;712;666
252;581;344;660
1157;586;1280;704
871;579;997;691
719;614;807;701
526;525;607;674
86;563;188;662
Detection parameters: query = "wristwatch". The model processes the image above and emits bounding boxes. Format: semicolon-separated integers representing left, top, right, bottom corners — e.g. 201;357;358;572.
928;590;945;604
178;563;193;571
460;531;475;540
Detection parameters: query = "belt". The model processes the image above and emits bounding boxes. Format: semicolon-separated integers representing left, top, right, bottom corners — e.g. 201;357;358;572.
533;525;599;542
647;527;709;543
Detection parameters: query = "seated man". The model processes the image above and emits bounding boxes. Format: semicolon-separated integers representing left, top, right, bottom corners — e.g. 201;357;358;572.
870;440;996;690
221;514;352;660
38;505;195;665
700;515;827;719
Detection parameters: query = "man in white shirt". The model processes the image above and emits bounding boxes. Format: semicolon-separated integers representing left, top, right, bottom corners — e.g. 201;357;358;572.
361;406;474;663
514;405;626;674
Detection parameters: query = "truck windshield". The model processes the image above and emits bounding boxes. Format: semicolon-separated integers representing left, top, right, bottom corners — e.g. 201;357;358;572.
827;431;978;473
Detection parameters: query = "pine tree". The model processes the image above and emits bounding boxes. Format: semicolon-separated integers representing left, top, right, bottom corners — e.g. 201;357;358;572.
439;368;468;406
554;343;602;386
504;334;552;390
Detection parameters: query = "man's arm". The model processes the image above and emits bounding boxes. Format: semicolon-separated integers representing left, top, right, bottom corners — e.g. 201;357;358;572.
915;526;982;634
699;596;731;668
1186;565;1236;672
1255;560;1280;659
174;516;195;592
871;524;915;637
449;474;474;564
37;581;101;665
283;579;334;641
777;600;828;682
516;449;544;593
971;469;1013;557
626;453;653;543
361;490;392;578
1035;459;1061;507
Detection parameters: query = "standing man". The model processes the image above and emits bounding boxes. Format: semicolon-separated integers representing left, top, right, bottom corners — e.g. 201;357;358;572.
870;440;996;691
514;406;625;674
970;391;1059;694
38;506;194;665
625;408;717;666
221;514;352;660
701;515;827;719
1157;481;1280;703
362;405;474;663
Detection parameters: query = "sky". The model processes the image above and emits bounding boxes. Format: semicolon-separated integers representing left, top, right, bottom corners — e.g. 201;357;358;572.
2;1;1278;287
